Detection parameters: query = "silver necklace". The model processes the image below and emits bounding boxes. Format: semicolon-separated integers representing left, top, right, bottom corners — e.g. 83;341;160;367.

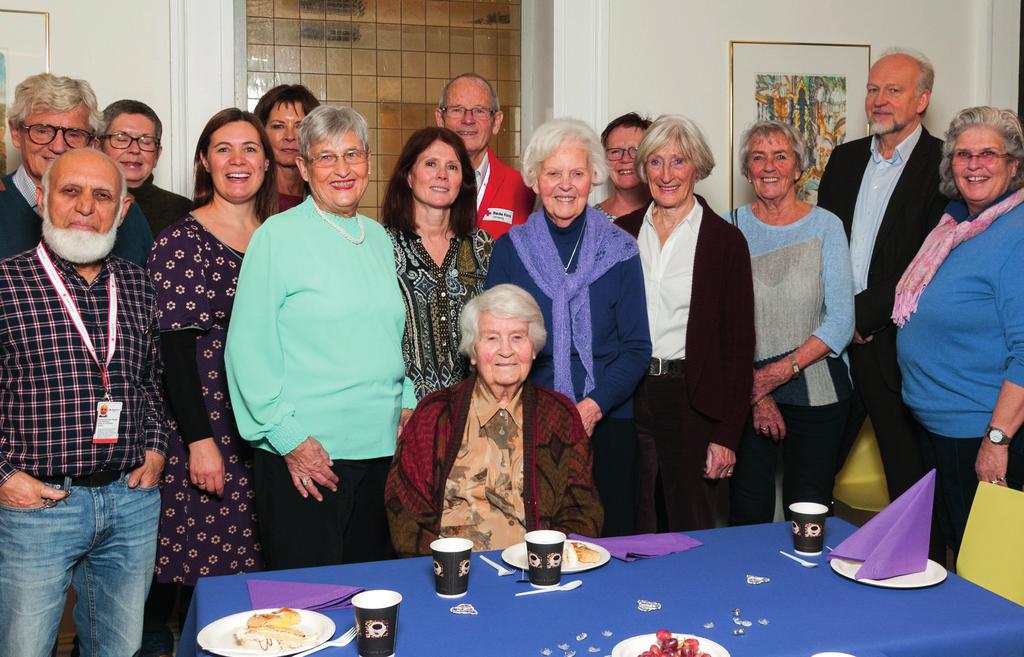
563;222;585;273
313;202;365;244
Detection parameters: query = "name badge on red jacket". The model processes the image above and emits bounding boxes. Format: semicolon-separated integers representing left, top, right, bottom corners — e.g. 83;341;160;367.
483;208;514;225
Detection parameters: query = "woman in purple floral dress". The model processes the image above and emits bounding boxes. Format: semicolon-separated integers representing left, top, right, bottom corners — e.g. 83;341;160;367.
141;109;278;657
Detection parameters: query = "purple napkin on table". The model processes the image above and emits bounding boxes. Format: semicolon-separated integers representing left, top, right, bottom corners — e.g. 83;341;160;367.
828;469;936;580
247;579;363;611
569;532;702;562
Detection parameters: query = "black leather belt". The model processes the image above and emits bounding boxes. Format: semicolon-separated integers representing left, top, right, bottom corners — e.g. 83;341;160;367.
38;470;121;488
648;358;685;376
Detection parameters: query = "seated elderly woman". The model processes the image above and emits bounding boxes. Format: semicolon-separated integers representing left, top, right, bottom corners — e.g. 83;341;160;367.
385;284;604;556
896;106;1024;554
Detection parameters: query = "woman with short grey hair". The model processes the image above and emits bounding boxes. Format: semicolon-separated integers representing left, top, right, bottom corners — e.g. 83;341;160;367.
727;119;854;527
615;114;755;532
896;106;1024;554
227;104;416;569
487;118;651;537
385;283;603;555
459;283;547;358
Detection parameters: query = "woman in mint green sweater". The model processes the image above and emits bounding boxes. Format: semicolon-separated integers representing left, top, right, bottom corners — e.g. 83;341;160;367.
226;106;415;569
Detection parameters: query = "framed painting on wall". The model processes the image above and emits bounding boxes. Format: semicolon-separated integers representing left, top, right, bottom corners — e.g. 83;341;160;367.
0;9;49;175
729;40;870;208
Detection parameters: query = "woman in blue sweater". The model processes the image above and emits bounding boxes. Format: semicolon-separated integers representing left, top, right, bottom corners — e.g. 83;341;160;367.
896;106;1024;553
486;118;651;537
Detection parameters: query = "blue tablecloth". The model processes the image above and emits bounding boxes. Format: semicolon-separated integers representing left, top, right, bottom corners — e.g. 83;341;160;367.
177;520;1024;657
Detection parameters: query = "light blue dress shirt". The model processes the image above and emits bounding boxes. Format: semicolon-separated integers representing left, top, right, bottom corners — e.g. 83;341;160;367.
848;124;923;294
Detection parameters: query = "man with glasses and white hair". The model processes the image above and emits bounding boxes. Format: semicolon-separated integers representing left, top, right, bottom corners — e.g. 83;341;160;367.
0;148;167;657
100;99;193;238
817;49;946;556
435;72;534;238
0;73;152;264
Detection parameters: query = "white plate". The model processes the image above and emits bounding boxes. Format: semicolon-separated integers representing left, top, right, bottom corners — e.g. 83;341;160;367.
612;633;730;657
830;557;948;589
197;608;336;657
501;540;611;573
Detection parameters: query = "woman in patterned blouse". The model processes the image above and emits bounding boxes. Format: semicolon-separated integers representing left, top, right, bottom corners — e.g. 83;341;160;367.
143;108;277;656
381;127;494;400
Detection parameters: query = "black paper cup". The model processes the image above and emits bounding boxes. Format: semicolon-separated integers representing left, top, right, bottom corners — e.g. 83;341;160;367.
430;537;473;598
524;529;565;588
352;589;402;657
789;502;828;555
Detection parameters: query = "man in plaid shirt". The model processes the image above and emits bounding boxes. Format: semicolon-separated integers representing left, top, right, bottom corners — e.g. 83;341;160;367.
0;148;168;657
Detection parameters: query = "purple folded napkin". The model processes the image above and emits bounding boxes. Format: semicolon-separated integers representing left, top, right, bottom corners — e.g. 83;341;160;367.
247;579;363;611
828;469;936;580
569;532;702;562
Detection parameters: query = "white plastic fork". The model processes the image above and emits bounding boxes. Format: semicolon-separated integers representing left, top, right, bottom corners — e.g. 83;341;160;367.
779;550;819;567
293;625;357;657
479;553;514;576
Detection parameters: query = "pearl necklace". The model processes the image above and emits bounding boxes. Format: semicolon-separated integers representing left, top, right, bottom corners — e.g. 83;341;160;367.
313;202;365;245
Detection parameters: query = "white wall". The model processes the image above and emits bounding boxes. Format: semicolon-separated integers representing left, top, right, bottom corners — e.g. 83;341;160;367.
1;0;178;190
599;0;1020;210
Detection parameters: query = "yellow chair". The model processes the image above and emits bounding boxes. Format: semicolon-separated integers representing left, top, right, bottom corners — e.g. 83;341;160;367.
958;482;1024;606
833;418;891;513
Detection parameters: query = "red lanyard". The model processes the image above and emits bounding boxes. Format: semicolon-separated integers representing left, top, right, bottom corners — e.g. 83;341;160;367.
36;243;118;397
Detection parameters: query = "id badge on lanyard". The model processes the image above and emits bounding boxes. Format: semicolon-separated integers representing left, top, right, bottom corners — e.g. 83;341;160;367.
36;244;121;444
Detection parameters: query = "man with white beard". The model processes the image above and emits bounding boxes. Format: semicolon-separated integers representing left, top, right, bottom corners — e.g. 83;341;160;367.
0;148;168;657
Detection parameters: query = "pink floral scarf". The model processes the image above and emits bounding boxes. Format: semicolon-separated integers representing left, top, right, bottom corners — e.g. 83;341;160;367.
892;187;1024;327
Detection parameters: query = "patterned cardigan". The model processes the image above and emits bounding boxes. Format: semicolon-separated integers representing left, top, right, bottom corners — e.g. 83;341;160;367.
385;375;604;557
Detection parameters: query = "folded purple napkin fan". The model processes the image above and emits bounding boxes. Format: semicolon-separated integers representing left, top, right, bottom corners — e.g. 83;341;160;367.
569;532;703;562
828;469;936;580
247;579;364;611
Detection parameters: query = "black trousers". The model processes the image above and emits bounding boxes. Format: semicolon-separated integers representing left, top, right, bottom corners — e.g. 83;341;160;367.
590;416;636;537
729;399;850;525
926;432;1024;555
253;450;393;570
634;371;719;532
841;339;929;500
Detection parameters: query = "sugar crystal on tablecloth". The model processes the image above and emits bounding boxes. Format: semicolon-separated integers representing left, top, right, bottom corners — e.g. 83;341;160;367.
540;650;552;656
601;630;613;637
733;628;745;636
588;648;601;653
758;618;769;625
703;622;714;629
746;574;770;584
637;599;662;612
449;603;478;615
576;632;587;641
557;643;569;650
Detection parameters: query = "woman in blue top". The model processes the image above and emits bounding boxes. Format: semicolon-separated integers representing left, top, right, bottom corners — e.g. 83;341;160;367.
485;118;651;537
728;120;855;525
896;106;1024;553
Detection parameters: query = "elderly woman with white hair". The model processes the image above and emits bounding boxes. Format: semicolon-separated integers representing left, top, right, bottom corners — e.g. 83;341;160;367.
614;115;755;532
897;106;1024;552
385;284;603;556
226;105;415;569
727;120;854;526
486;118;651;537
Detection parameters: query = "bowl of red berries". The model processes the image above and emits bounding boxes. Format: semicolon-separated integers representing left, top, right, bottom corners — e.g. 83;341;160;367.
611;629;730;657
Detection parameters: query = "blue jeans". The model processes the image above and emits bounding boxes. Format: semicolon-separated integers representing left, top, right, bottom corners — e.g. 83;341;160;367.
0;474;160;657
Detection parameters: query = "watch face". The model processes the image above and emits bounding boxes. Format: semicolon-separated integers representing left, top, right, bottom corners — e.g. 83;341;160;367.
988;428;1008;444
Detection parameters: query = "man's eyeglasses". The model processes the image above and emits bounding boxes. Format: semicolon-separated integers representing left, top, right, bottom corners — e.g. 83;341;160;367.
606;147;639;162
308;150;369;167
441;106;495;121
101;132;160;152
952;149;1011;166
21;124;94;149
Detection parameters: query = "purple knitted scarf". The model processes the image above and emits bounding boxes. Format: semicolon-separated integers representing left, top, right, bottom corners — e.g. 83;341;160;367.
508;206;639;401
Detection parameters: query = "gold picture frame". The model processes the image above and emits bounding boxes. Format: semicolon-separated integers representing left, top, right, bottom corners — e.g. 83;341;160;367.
729;40;871;208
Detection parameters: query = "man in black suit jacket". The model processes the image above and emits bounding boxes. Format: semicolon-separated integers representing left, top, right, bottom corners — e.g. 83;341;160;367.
817;49;946;510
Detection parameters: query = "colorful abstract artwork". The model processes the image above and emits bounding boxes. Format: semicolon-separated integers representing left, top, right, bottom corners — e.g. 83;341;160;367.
754;74;847;204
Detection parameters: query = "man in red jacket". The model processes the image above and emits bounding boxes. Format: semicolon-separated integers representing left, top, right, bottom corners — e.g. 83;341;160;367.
435;73;535;239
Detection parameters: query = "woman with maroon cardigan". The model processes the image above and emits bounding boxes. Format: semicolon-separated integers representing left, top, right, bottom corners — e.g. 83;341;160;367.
385;284;603;556
615;115;755;531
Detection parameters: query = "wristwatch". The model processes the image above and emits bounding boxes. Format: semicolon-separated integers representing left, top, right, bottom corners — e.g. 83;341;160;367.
986;425;1012;446
786;354;801;380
